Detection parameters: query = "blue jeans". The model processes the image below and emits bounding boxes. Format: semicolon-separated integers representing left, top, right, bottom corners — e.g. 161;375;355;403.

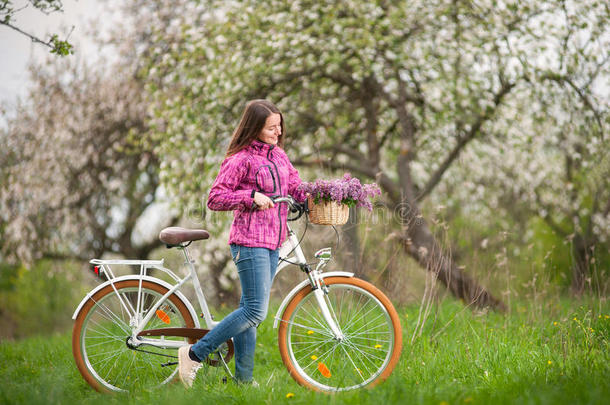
191;244;279;382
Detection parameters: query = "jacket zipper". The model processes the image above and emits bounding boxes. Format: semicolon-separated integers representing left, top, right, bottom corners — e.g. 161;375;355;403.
267;145;282;250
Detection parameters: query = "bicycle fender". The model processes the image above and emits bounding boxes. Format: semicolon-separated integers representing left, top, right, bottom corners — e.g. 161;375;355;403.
272;271;354;328
71;275;200;327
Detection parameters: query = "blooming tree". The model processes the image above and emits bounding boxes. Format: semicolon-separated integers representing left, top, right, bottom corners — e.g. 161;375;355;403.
0;0;214;264
436;0;609;292
0;57;164;263
456;85;608;293
142;0;608;308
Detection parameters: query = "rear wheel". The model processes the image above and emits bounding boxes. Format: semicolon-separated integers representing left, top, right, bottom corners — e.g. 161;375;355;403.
278;277;402;391
72;280;195;392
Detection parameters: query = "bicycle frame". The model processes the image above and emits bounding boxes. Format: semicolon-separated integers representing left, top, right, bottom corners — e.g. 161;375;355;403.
73;205;348;352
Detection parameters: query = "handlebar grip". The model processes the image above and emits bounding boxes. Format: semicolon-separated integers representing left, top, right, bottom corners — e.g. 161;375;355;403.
272;196;306;221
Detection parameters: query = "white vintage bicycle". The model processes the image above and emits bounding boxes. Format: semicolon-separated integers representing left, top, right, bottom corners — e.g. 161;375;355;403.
72;196;402;393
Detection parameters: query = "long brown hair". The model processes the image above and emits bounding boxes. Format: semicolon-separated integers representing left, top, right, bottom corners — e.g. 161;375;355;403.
226;100;285;157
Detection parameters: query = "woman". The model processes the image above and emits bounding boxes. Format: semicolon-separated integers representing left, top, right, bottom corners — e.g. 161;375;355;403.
178;99;307;387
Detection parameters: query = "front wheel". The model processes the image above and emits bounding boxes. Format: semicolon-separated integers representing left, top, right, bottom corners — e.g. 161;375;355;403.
72;280;196;392
278;277;402;391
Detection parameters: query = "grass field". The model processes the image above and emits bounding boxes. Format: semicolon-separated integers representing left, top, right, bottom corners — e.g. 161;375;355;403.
1;298;608;405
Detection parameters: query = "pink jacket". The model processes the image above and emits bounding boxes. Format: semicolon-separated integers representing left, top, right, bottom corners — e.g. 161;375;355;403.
207;140;306;250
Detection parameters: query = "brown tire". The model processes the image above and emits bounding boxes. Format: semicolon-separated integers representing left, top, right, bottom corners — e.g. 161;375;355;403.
72;279;195;392
278;277;402;391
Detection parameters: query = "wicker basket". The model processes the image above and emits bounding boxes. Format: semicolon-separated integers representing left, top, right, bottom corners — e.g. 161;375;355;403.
308;197;349;225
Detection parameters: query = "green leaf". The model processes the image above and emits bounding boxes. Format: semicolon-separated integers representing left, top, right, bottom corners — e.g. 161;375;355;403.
49;34;73;56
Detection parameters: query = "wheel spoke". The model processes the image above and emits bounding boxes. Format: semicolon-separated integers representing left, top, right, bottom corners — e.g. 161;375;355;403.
342;339;388;363
340;344;368;384
294;301;335;336
278;315;334;337
298;342;341;371
344;310;389;336
291;338;335;357
91;299;131;334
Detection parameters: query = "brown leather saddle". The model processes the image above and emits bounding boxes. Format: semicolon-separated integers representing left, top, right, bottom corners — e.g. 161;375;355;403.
158;227;210;247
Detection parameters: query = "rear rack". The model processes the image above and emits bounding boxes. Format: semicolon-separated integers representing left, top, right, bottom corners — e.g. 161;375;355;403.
89;258;181;283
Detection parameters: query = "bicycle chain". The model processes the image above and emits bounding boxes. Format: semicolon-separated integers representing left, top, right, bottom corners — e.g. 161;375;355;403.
132;346;177;359
129;344;227;368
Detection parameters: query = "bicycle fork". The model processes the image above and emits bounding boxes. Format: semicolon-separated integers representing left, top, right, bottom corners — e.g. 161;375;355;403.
305;255;345;341
312;285;345;341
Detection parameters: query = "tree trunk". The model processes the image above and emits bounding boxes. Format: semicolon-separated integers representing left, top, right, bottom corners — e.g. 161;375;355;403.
399;210;505;310
341;206;364;278
570;234;591;295
396;147;505;311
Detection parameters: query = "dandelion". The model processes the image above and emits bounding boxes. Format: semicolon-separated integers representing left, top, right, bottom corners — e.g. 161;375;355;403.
573;317;578;321
286;393;295;399
374;344;382;349
553;321;559;326
547;360;552;365
307;330;314;335
605;315;609;319
311;355;318;360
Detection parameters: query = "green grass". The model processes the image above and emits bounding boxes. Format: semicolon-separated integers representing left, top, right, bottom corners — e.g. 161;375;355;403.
1;298;608;405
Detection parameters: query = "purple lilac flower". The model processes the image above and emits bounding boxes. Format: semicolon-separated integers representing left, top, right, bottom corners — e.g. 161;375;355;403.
297;172;381;211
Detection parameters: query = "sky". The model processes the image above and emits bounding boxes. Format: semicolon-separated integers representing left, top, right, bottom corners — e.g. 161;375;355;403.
0;0;110;127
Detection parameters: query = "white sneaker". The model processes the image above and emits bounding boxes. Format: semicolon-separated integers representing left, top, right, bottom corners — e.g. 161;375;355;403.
178;345;202;388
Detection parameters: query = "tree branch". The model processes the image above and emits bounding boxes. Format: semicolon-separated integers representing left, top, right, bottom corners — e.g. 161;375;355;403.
321;143;367;162
532;187;568;237
418;80;516;200
1;20;53;48
41;251;90;263
363;76;381;168
541;72;605;134
379;118;399;149
0;20;74;55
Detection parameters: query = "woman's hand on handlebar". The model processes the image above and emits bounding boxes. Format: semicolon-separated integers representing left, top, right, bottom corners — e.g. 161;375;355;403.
271;195;307;221
254;192;275;210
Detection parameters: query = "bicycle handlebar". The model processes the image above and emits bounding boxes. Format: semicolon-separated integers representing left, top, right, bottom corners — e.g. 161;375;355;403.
272;195;307;221
271;195;296;205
